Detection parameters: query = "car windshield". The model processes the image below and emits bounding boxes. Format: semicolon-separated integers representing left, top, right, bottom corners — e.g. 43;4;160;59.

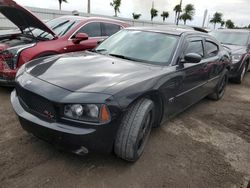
24;18;80;40
210;31;249;46
95;29;179;65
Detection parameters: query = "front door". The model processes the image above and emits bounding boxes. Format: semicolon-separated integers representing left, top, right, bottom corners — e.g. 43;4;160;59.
165;37;209;117
66;22;105;52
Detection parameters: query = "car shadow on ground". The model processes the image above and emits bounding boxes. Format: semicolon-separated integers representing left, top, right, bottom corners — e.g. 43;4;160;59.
0;86;14;94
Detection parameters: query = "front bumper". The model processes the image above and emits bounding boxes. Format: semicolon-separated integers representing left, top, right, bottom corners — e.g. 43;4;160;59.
11;90;121;155
0;77;15;86
229;62;241;78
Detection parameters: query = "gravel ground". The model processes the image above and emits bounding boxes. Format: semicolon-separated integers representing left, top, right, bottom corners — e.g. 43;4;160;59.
0;74;250;188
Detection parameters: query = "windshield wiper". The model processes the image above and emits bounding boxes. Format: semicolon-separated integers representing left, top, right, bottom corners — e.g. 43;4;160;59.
90;49;107;53
108;53;147;63
109;53;133;60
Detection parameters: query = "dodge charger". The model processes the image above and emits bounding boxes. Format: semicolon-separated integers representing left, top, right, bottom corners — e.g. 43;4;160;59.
11;27;230;162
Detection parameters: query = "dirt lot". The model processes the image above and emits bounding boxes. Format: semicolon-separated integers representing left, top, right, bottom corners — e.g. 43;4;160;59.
0;74;250;188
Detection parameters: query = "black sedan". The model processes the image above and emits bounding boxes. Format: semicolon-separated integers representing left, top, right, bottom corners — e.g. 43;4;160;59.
210;29;250;84
11;27;230;162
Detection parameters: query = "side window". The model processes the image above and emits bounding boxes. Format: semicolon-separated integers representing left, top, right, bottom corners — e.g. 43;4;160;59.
75;22;101;37
185;40;204;57
206;41;219;57
102;23;122;36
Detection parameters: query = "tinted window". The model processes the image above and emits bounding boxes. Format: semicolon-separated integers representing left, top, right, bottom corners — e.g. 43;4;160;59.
103;23;121;36
77;22;101;37
185;40;204;57
206;41;219;57
96;30;179;65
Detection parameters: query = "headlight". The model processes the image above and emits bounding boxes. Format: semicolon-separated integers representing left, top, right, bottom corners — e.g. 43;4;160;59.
64;104;111;123
232;54;243;64
16;64;26;78
2;43;35;69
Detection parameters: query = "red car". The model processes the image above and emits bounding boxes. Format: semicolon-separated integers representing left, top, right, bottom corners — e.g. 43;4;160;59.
0;0;129;86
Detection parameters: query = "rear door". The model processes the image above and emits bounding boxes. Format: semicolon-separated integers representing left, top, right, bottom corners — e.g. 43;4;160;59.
203;39;222;92
101;22;123;37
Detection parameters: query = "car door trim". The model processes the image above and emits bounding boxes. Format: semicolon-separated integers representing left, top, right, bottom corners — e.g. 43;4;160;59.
175;82;207;99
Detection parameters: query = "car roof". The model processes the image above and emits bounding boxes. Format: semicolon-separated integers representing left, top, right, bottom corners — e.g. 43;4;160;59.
126;25;208;36
56;15;129;25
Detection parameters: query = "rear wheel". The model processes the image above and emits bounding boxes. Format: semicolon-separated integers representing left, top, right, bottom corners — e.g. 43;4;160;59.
114;98;154;162
208;69;228;101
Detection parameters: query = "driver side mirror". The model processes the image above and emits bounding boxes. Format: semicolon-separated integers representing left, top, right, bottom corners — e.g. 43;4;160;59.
73;33;89;44
183;53;202;64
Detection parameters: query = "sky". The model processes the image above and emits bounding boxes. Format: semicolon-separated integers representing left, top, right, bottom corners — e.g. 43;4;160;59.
15;0;250;28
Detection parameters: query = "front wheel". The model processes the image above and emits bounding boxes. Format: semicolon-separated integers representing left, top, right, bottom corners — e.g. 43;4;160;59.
114;98;154;162
207;69;228;101
231;63;247;84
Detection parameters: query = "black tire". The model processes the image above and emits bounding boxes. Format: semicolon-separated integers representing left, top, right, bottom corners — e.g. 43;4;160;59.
114;98;154;162
208;69;228;101
231;62;247;84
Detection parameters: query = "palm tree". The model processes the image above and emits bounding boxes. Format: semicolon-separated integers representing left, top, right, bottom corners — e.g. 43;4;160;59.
58;0;67;10
180;4;195;25
132;13;141;20
173;4;182;24
161;11;169;22
220;20;225;28
210;12;223;29
226;19;235;29
110;0;121;17
150;8;158;21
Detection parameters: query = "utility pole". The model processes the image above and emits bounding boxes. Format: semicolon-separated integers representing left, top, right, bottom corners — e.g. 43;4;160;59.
202;9;208;28
176;0;182;25
87;0;90;14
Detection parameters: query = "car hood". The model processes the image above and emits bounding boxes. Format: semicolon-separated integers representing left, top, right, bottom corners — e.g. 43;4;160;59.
0;0;56;37
25;52;162;94
222;44;247;55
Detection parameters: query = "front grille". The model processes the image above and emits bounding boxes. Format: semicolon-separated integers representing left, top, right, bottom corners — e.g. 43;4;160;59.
16;84;56;120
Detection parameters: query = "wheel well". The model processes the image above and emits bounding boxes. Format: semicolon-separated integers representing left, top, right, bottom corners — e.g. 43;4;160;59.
128;91;164;127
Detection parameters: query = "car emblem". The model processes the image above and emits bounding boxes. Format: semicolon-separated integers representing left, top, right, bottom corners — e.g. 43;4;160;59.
43;110;54;119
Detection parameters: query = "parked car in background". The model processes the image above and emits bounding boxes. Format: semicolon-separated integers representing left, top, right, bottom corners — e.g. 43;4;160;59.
11;26;230;162
210;29;250;83
0;0;129;86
